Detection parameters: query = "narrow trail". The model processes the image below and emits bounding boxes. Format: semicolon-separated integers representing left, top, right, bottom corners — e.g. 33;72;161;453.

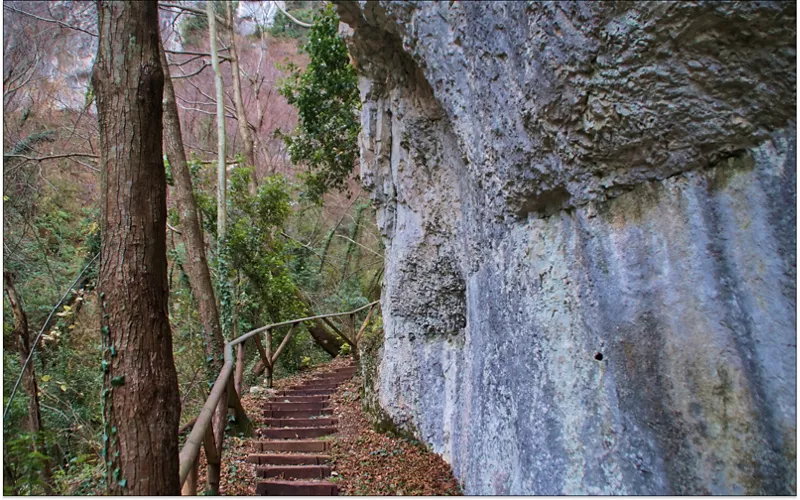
248;363;357;495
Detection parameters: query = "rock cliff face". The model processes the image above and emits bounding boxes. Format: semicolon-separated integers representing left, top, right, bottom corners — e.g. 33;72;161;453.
336;1;796;494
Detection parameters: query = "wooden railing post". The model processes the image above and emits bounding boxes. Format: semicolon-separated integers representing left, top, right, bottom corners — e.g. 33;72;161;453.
182;458;198;496
349;313;358;359
204;423;221;494
178;301;380;493
353;304;376;361
227;375;253;436
234;341;246;396
265;328;273;388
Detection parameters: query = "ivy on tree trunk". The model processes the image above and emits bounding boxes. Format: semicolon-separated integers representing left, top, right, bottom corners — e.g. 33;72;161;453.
92;0;180;494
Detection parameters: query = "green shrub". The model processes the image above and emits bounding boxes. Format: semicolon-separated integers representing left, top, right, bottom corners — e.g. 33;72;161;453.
277;4;361;203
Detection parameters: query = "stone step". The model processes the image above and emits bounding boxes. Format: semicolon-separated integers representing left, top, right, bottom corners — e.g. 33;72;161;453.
247;454;330;465
267;395;329;404
264;402;329;412
306;372;353;382
299;382;340;389
253;440;330;453
257;465;332;480
263;418;338;428
264;409;333;419
312;374;351;381
333;366;357;373
256;480;338;496
257;426;336;439
303;380;347;387
302;378;344;384
278;389;335;397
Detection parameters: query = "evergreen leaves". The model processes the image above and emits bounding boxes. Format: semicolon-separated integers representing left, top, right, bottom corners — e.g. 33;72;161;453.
278;5;361;203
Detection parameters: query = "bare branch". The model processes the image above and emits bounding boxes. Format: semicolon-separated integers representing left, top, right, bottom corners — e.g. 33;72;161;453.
171;62;210;79
3;3;98;37
165;48;230;62
4;153;99;161
167;54;205;67
178;76;238;117
159;2;230;29
335;234;385;259
273;1;313;28
175;102;237;120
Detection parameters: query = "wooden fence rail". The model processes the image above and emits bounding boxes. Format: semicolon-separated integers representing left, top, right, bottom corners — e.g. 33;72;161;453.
178;300;380;494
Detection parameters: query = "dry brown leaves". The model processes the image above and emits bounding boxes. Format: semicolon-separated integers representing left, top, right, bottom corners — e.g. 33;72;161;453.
208;357;357;495
193;356;461;496
328;376;462;496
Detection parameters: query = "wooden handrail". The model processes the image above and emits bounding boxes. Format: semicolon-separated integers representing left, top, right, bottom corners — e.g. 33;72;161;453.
178;300;380;493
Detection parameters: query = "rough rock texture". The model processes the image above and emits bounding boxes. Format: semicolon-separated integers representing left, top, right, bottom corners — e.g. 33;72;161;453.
336;0;796;495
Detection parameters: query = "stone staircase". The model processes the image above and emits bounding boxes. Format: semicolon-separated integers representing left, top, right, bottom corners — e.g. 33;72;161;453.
248;364;357;495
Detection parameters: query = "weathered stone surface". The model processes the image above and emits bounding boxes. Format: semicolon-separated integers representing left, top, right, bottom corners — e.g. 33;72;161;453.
336;0;796;495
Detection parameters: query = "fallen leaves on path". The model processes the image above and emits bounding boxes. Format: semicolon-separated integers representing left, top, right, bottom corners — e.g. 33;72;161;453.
215;356;356;495
195;356;461;496
328;376;462;496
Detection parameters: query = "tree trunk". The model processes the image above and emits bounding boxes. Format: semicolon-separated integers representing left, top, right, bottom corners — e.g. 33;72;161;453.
158;38;229;485
3;273;54;494
92;1;180;494
206;5;234;487
293;289;345;356
307;320;345;357
208;0;227;241
226;2;258;193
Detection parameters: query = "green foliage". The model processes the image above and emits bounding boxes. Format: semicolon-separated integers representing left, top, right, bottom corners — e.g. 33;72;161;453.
278;4;361;203
269;8;314;39
4;433;53;495
227;170;299;320
178;1;239;46
163;156;174;186
179;13;208;46
10;130;56;155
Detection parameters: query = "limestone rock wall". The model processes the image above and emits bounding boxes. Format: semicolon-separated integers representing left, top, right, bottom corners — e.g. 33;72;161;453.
336;1;796;494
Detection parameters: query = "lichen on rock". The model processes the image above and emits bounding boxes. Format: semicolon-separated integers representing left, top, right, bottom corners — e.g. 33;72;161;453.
336;0;796;495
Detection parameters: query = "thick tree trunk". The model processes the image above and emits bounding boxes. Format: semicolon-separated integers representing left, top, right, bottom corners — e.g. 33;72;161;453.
3;273;54;494
158;38;229;487
307;320;345;357
92;1;180;494
294;289;345;356
227;2;258;192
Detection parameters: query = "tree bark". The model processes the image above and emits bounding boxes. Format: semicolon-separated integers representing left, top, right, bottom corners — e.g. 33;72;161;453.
158;37;229;483
226;2;258;193
307;320;345;357
92;1;180;494
207;5;234;490
294;289;344;356
208;0;227;240
159;38;225;375
3;272;54;494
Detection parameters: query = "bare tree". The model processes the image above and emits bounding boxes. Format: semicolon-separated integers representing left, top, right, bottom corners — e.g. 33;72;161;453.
92;0;180;494
158;36;228;494
207;0;227;241
3;272;54;495
226;2;258;192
